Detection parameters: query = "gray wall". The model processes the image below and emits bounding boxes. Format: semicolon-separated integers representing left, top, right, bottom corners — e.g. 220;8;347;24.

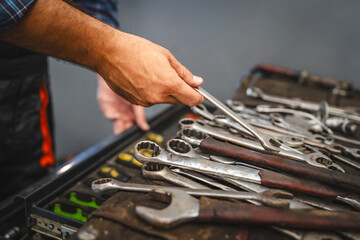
50;0;360;158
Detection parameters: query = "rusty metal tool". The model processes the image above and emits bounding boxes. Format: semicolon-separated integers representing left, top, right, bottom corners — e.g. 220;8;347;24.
141;163;209;189
177;128;360;195
194;86;282;152
178;118;336;170
136;187;360;230
92;178;292;208
133;140;360;207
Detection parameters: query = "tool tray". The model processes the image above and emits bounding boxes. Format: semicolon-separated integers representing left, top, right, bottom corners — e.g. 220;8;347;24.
68;64;360;240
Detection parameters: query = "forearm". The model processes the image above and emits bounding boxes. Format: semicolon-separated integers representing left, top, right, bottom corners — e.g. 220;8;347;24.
0;0;118;74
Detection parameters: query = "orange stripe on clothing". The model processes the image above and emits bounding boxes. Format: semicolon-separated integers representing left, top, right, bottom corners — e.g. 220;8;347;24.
39;80;54;168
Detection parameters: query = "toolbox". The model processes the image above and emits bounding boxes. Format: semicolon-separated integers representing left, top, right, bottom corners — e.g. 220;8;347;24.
1;64;359;240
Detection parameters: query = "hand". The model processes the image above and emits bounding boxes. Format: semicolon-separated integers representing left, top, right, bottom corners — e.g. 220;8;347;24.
98;32;204;107
97;75;150;134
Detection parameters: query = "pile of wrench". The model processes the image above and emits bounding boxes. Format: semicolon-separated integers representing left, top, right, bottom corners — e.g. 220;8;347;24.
93;86;360;240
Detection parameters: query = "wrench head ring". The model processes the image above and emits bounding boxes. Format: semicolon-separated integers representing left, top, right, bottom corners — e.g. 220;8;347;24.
166;139;194;158
178;118;196;129
177;128;208;147
134;141;164;164
225;99;245;112
91;178;116;193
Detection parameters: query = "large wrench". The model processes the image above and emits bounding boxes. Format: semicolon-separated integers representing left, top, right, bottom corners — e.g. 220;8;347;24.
133;140;360;205
177;128;360;196
178;118;333;169
195;87;282;152
92;178;292;208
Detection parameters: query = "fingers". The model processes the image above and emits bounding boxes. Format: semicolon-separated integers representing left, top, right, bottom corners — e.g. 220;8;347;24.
133;106;150;131
172;79;204;107
168;55;203;87
113;119;133;135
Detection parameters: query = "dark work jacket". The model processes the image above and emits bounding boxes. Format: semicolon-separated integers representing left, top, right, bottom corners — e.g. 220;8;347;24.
0;41;54;201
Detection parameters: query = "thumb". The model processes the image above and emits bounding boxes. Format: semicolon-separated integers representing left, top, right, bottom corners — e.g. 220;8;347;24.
133;105;150;131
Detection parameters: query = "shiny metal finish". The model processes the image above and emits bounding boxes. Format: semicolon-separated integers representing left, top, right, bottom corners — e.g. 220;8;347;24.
246;87;360;123
92;178;292;208
178;119;333;169
141;163;209;189
134;140;262;184
195;86;282;152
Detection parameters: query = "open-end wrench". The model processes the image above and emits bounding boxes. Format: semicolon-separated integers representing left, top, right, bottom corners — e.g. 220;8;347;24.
194;87;282;153
92;178;292;208
177;128;360;195
141;163;209;189
168;168;342;240
246;87;360;123
133;140;360;206
136;188;360;230
256;105;333;134
178;118;334;169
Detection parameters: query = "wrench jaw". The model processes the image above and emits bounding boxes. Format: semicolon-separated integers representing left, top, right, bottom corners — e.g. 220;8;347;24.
226;99;245;113
260;190;293;209
91;178;117;193
135;188;200;229
191;104;214;121
177;128;208;147
306;152;333;169
246;87;263;99
336;194;360;211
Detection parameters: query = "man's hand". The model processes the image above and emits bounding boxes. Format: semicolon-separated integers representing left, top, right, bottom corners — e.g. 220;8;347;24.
97;75;149;134
99;33;204;107
0;0;204;107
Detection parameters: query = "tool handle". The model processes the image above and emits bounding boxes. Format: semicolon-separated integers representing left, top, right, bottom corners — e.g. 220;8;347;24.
258;169;345;199
200;137;360;193
198;197;360;230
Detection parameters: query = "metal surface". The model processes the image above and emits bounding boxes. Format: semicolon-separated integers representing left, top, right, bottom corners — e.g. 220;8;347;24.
195;86;282;152
92;178;292;208
246;87;360;123
141;163;209;189
134;140;263;184
178;118;333;169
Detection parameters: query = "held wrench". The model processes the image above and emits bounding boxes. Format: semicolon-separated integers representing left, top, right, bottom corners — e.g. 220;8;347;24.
92;178;292;208
133;140;360;206
178;128;360;196
178;118;334;169
194;87;282;153
246;87;360;123
141;163;209;189
136;188;360;230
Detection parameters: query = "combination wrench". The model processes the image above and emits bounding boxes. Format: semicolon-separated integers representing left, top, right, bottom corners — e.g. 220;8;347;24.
194;87;282;152
92;178;292;208
133;140;360;207
177;128;360;196
178;118;334;169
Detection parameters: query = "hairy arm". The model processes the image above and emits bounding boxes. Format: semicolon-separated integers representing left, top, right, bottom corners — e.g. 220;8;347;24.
0;0;204;106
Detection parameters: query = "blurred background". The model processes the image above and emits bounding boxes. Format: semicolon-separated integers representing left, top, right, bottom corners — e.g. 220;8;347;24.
50;0;360;160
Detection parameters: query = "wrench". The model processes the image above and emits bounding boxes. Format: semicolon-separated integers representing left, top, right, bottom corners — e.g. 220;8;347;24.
195;87;282;152
134;140;359;203
141;162;209;189
177;128;360;196
256;105;333;134
136;188;360;230
178;118;333;169
246;87;360;123
92;178;292;208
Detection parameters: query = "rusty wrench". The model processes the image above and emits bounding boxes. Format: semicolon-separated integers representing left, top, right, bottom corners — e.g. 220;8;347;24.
177;128;360;197
92;178;292;208
133;140;360;205
136;187;360;230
